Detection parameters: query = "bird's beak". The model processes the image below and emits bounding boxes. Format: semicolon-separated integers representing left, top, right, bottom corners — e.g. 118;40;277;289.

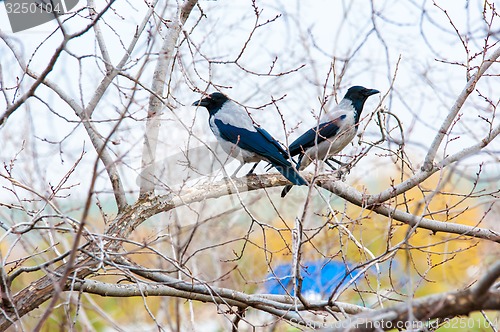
192;97;209;107
365;89;380;96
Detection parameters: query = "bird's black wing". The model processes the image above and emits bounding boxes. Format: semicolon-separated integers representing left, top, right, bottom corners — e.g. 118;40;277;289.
288;115;346;157
255;126;290;159
214;119;307;185
214;119;289;165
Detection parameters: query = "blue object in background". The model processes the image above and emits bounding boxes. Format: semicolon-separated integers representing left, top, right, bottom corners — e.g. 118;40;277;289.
265;260;358;298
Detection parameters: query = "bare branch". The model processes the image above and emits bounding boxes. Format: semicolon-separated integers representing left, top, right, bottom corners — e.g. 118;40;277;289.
422;45;500;171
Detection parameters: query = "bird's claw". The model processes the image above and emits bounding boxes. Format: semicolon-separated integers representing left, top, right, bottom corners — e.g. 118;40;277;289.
337;163;353;181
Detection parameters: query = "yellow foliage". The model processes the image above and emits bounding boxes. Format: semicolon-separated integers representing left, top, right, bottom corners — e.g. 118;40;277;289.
246;168;486;299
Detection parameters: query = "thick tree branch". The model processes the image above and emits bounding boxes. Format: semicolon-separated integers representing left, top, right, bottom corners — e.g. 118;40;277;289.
68;261;500;331
71;278;368;316
82;118;128;211
88;0;113;72
0;1;116;126
139;0;198;197
319;178;500;242
113;174;499;243
422;45;500;171
364;121;500;206
470;261;500;299
83;0;159;118
0;35;66;126
320;264;500;331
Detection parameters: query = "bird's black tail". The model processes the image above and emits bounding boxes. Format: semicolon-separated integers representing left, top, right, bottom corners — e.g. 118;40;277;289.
272;164;307;187
279;154;304;197
281;184;293;197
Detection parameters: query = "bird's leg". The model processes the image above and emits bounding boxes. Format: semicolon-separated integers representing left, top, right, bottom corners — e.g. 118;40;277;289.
332;157;353;176
246;162;259;175
328;157;346;167
324;159;338;171
325;159;347;180
231;162;244;177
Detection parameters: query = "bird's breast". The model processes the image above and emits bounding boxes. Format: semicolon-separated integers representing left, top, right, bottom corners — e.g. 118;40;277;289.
300;124;357;170
214;102;256;132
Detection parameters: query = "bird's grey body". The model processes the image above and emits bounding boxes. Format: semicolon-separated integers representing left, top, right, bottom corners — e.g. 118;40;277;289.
281;86;379;197
298;98;358;170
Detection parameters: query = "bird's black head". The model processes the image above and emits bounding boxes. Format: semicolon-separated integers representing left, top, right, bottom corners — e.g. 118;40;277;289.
192;92;229;114
343;86;380;125
344;86;380;104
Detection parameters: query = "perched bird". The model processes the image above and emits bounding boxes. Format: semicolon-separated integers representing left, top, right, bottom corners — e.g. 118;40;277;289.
192;92;307;186
281;86;379;197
